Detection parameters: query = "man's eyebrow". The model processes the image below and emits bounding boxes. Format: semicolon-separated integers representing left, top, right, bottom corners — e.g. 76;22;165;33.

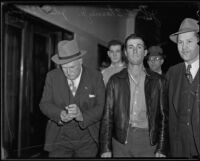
178;38;194;42
127;44;144;46
187;37;195;40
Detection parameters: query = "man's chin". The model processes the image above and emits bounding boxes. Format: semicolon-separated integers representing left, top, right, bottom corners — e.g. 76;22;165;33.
67;77;76;80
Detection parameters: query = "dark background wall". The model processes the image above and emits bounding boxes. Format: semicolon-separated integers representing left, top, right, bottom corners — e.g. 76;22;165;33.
135;2;199;73
1;1;199;159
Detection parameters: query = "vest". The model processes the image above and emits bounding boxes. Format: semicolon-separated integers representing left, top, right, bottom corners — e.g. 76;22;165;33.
177;70;199;157
59;86;91;141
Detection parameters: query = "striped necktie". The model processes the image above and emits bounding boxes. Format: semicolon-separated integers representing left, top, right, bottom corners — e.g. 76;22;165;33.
69;80;77;96
185;64;193;84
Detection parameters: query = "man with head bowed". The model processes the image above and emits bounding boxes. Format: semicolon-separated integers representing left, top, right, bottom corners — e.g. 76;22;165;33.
40;39;105;158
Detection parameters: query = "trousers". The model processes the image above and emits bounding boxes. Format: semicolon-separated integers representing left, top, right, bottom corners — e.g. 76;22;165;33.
112;127;155;157
49;122;98;158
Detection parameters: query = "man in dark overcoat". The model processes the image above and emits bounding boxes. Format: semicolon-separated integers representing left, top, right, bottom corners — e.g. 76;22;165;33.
40;39;105;157
167;18;199;158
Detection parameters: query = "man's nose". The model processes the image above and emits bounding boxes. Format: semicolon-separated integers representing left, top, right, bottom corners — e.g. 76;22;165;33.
113;52;118;56
150;60;155;63
66;68;73;74
182;42;188;50
131;47;137;53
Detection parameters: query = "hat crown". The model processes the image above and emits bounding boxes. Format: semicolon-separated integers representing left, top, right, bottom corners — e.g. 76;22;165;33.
169;18;199;43
148;46;163;56
51;39;86;64
179;18;199;32
58;40;80;58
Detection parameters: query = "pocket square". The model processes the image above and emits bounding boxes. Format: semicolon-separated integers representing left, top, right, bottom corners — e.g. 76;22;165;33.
89;94;96;98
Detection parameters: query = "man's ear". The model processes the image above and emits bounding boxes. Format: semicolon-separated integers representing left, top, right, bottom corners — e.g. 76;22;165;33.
79;58;83;64
160;59;164;65
144;49;148;57
107;51;111;58
124;50;127;57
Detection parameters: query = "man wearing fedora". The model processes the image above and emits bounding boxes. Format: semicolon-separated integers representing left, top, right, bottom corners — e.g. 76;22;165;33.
147;45;165;75
166;18;199;158
40;39;105;157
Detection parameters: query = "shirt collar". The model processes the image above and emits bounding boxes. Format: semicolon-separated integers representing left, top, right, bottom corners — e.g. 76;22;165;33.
128;66;146;84
110;62;125;68
185;59;199;78
67;66;82;88
157;69;162;75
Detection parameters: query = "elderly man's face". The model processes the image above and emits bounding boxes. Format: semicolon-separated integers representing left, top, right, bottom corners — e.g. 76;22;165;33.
177;31;199;64
61;59;82;80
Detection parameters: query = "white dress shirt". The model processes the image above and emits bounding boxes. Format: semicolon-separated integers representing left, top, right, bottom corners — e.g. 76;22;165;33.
67;67;82;96
185;59;199;79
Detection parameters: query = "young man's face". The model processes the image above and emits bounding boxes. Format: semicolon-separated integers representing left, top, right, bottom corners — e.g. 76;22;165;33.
177;31;199;64
125;38;147;65
61;59;82;80
147;56;164;72
108;45;122;64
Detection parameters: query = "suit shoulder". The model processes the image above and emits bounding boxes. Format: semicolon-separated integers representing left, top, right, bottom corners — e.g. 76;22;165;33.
84;66;102;77
167;62;184;74
169;62;184;70
46;68;62;78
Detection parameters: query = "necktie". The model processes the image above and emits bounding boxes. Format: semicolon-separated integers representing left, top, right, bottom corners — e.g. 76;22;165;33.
185;64;193;84
69;80;76;96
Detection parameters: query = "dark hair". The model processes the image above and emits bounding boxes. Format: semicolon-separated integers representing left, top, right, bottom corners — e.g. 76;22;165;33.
107;40;122;49
124;33;147;49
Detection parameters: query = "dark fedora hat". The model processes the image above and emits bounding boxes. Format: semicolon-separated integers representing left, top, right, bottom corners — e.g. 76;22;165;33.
147;45;166;60
51;40;87;64
169;18;199;43
148;45;163;57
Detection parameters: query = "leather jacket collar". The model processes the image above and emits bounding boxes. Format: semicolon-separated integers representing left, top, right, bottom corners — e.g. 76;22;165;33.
114;67;157;80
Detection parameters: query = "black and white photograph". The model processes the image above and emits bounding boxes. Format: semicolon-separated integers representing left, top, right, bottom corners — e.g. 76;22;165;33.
1;0;199;159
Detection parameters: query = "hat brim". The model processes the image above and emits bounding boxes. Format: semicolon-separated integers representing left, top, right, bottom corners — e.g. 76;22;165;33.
147;53;164;57
169;29;199;43
51;50;87;64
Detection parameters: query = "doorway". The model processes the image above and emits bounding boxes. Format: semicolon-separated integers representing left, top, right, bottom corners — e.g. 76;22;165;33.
2;4;74;158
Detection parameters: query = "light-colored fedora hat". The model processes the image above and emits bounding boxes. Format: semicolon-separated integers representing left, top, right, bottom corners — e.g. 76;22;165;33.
169;18;199;43
51;40;87;64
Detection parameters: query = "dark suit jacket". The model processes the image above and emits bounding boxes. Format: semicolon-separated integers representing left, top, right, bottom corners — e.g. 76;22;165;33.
40;66;105;151
166;62;200;157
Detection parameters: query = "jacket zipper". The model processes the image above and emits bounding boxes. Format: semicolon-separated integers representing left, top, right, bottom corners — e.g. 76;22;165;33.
125;119;130;144
125;76;130;144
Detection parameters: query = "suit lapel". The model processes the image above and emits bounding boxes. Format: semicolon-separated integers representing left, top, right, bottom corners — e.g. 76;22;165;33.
191;69;199;93
58;69;71;106
74;67;89;104
172;63;185;113
191;69;200;153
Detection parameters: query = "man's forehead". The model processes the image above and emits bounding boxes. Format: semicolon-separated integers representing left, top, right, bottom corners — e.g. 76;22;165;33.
109;45;121;50
61;59;81;67
127;38;144;46
178;31;196;39
109;44;122;50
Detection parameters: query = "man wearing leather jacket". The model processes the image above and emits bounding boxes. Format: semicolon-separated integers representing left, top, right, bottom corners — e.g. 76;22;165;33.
100;33;169;157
